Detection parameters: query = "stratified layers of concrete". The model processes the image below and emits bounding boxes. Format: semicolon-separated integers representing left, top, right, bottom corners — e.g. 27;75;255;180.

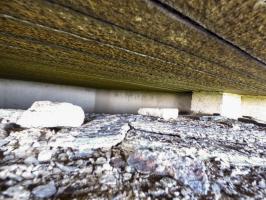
161;0;266;63
1;0;266;95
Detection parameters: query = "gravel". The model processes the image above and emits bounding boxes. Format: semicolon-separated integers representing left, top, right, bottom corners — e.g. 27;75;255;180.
0;111;265;199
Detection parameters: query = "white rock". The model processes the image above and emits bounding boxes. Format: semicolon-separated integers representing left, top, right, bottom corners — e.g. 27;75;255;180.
24;156;39;165
17;101;85;128
138;108;179;120
32;182;57;198
0;109;24;123
55;162;77;173
38;150;54;163
95;157;107;165
123;173;132;181
80;166;93;174
3;185;30;200
0;139;9;147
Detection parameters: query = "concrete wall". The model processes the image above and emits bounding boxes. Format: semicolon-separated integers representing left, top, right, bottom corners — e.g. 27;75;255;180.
221;93;242;119
0;79;191;113
191;92;266;121
95;90;191;113
242;96;266;122
191;92;223;114
0;79;96;111
191;92;242;119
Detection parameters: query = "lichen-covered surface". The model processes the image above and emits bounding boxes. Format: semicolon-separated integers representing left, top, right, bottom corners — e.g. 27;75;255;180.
0;110;266;199
1;0;266;95
160;0;266;63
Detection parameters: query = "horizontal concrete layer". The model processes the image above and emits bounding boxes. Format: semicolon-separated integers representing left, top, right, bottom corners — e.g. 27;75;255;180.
0;79;191;113
191;92;266;121
0;0;266;95
242;95;266;122
160;0;266;63
1;79;265;121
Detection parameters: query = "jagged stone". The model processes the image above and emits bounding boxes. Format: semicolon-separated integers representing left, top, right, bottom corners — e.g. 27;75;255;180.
0;112;265;199
126;117;266;166
2;185;30;200
127;148;209;194
0;139;8;147
0;109;23;124
32;182;57;198
49;115;129;150
37;150;54;163
17;101;85;128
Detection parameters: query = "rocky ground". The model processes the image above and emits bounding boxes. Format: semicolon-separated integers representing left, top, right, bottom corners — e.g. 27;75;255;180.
0;109;266;200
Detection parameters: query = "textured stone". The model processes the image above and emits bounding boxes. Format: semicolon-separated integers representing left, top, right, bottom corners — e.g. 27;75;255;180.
127;149;209;194
0;109;23;124
17;101;85;128
2;185;30;200
95;157;107;165
0;139;9;147
126;117;266;166
37;150;54;163
49;115;129;150
32;182;57;198
0;112;266;199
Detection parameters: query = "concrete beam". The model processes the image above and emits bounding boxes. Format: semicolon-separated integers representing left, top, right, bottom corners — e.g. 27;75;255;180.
242;96;266;122
192;92;266;121
1;79;265;121
191;92;241;119
0;79;191;113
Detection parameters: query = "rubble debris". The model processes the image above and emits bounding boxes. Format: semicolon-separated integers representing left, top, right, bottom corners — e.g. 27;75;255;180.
0;111;265;199
0;109;23;124
32;182;57;198
49;115;129;150
17;101;85;128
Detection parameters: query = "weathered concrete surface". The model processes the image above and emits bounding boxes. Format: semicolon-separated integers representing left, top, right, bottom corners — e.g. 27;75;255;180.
191;92;224;115
160;0;266;63
191;92;242;119
192;92;266;121
0;79;191;113
0;79;96;111
0;0;266;95
242;96;266;122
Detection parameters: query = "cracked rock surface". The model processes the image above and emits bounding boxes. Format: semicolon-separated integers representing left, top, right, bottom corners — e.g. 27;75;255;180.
0;110;266;199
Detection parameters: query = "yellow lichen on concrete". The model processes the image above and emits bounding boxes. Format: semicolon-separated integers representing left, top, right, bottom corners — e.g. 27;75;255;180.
0;0;266;95
161;0;266;63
